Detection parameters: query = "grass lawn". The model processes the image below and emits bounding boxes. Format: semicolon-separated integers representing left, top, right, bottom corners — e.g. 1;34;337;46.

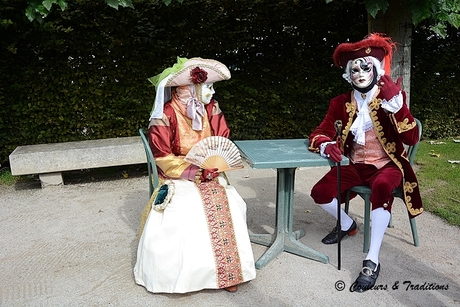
415;138;460;227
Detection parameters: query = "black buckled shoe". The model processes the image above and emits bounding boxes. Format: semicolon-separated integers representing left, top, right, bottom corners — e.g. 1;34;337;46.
351;260;380;293
321;220;357;244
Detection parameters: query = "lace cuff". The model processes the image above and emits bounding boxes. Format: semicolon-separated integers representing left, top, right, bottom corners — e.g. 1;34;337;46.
382;92;403;113
320;141;336;157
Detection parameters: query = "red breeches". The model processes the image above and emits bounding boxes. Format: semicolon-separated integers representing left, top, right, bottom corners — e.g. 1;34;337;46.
310;162;403;212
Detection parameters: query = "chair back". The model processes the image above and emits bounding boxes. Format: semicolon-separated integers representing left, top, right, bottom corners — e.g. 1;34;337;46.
139;128;160;197
407;118;422;166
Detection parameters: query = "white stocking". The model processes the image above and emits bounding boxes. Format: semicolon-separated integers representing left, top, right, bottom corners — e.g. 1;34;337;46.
366;207;391;268
320;198;354;231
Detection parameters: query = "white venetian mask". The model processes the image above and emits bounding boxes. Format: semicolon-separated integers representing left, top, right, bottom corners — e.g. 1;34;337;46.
199;83;215;105
350;57;374;89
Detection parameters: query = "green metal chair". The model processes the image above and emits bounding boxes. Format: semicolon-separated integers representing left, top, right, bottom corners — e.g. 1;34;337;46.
139;128;160;197
344;118;422;253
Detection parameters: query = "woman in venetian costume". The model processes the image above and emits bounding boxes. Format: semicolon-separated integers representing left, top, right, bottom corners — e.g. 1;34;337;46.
134;57;256;294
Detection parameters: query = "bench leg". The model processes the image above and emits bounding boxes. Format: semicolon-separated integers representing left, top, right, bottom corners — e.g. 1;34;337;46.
39;172;64;187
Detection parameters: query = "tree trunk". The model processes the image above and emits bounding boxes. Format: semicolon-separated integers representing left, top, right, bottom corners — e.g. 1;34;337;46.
368;0;413;107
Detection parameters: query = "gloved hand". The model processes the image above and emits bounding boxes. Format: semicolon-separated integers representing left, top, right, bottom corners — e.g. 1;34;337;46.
324;144;342;162
379;75;402;101
379;75;403;113
200;168;219;182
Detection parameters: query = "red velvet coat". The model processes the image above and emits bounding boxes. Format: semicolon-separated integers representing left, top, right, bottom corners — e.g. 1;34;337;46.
309;91;423;218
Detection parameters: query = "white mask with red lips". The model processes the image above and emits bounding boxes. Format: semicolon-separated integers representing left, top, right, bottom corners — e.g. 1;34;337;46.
342;56;385;94
351;58;374;87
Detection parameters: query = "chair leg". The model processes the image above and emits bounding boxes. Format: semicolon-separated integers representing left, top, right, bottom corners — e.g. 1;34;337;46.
344;190;351;214
363;194;371;253
353;188;420;253
148;173;154;198
388;214;394;228
410;218;420;247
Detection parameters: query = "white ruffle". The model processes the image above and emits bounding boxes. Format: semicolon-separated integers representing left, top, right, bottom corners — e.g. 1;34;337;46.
350;86;378;145
381;92;403;113
320;141;336;158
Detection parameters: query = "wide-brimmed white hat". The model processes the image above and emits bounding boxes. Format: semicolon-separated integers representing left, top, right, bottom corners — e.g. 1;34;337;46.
148;57;231;119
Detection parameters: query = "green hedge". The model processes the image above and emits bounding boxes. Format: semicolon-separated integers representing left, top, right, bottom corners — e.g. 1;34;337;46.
1;0;459;165
411;24;460;139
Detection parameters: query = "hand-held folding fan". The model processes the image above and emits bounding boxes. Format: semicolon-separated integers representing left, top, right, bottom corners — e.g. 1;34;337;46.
184;136;244;172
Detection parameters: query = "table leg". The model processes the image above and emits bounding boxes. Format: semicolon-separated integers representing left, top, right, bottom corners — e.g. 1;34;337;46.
251;168;329;269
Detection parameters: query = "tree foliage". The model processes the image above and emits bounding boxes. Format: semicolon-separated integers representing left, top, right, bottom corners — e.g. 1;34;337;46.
327;0;460;38
24;0;184;22
26;0;460;38
411;22;460;138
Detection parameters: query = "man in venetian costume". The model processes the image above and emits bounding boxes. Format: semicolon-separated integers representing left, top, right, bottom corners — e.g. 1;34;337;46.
308;34;423;292
134;57;256;293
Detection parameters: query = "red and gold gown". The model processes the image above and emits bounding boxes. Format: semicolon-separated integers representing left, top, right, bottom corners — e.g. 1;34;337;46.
134;94;256;293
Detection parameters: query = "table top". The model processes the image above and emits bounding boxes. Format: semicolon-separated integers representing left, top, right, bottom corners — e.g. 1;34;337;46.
235;139;348;169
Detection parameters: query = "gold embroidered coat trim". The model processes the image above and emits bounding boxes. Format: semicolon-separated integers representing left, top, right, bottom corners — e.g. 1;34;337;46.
365;98;422;216
308;90;423;217
389;113;417;133
308;134;328;152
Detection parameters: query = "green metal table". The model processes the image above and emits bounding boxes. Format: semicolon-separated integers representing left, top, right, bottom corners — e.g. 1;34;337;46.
235;139;348;269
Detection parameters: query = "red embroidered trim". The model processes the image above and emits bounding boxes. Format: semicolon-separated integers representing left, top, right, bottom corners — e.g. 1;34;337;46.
197;180;244;288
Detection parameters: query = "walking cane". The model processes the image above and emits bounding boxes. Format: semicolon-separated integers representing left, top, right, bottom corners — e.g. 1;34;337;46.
334;120;343;270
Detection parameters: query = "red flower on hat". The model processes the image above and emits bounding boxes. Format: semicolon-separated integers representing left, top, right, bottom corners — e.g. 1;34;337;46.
190;67;208;84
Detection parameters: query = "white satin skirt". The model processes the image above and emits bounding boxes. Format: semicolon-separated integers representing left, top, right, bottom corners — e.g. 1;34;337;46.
134;178;256;293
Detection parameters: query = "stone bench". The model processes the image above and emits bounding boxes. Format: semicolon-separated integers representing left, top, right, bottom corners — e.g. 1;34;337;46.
9;137;146;187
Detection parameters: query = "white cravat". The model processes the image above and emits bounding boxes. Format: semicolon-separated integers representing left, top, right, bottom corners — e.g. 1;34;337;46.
350;85;377;145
